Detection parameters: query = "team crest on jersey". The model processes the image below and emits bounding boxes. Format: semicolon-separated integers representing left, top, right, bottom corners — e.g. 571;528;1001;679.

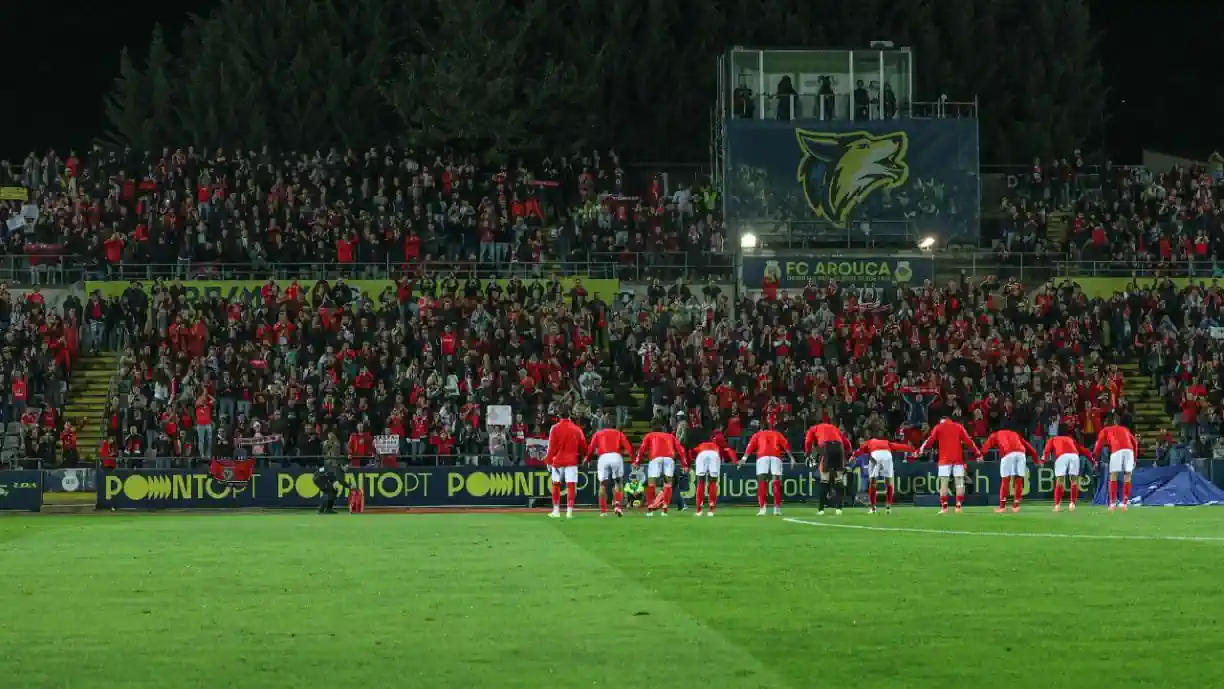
795;129;910;229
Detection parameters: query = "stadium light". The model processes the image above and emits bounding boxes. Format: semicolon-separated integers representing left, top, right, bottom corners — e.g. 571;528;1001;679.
918;236;936;250
741;232;758;249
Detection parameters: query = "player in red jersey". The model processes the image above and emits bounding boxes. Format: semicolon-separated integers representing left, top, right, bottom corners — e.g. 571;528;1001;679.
743;424;796;516
635;423;686;517
1042;432;1093;512
544;409;587;519
919;417;980;513
691;431;737;517
981;426;1038;513
587;418;633;517
854;429;915;514
804;418;853;515
1094;416;1138;511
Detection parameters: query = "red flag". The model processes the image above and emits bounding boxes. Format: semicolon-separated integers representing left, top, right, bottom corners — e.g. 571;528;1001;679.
209;458;255;484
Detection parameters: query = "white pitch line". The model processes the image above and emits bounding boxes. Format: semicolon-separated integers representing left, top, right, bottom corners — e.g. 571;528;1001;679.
783;518;1224;543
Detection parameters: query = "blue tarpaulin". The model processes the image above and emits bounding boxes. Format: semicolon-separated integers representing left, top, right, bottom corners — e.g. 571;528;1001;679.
1094;464;1224;506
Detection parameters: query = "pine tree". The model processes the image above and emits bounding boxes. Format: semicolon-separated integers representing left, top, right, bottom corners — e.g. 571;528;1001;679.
100;48;154;150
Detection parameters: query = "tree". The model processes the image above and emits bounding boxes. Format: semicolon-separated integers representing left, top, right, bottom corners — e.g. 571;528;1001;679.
101;48;155;150
382;0;606;157
103;0;403;152
100;0;1104;163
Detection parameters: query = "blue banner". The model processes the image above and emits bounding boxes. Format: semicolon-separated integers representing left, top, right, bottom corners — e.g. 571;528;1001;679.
726;119;980;242
98;462;1093;510
741;254;934;291
0;470;44;511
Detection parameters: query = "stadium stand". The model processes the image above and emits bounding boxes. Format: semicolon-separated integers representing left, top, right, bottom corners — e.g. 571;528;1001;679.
0;147;728;282
0;285;85;468
77;266;1160;470
9;148;1224;468
999;160;1224;275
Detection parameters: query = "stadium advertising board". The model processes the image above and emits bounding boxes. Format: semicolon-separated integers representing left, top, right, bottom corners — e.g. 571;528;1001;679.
83;278;620;305
1065;277;1221;300
741;255;934;290
0;186;28;201
0;470;44;512
99;463;1096;509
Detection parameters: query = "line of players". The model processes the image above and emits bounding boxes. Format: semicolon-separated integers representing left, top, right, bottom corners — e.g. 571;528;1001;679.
541;408;1141;518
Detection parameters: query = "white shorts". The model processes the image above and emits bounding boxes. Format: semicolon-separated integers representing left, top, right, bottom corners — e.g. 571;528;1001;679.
756;456;783;476
937;464;966;478
694;450;721;477
647;457;675;479
596;453;624;481
1054;453;1080;477
868;450;894;479
1108;449;1136;474
550;465;578;484
999;452;1027;478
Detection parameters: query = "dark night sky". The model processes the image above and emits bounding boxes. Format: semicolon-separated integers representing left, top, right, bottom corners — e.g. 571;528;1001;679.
2;0;1220;164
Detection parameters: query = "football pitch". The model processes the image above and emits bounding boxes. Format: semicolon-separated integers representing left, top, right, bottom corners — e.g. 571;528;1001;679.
3;506;1223;689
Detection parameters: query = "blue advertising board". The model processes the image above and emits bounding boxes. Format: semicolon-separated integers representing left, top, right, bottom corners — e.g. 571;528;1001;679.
741;254;934;291
98;462;1094;510
726;119;980;241
0;470;44;512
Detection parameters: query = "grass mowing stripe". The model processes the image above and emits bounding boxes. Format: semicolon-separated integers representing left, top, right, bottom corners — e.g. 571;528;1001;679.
783;517;1224;543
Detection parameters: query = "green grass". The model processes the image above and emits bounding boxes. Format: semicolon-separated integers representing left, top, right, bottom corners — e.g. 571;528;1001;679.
3;506;1224;689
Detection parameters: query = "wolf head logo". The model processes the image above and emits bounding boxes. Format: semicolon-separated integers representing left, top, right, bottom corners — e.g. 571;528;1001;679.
795;129;910;228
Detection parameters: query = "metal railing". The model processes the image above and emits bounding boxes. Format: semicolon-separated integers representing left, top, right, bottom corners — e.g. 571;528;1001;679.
0;253;79;285
1054;259;1224;280
82;453;547;469
35;251;737;284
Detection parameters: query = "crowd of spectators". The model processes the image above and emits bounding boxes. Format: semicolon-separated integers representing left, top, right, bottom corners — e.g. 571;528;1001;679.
0;285;86;467
98;274;628;468
85;263;1176;470
998;157;1224;276
0;147;728;282
1132;277;1224;457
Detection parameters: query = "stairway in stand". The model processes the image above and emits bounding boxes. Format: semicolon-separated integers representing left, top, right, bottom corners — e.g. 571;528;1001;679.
63;353;120;462
1045;211;1071;250
1118;361;1167;457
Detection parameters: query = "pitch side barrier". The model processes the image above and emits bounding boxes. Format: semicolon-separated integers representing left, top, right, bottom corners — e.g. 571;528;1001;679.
0;470;43;511
94;462;1127;510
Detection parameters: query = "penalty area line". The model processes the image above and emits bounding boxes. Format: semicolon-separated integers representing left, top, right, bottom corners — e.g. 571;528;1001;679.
782;518;1224;543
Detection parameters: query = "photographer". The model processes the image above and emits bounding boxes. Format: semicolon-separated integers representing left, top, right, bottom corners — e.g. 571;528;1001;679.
314;459;344;514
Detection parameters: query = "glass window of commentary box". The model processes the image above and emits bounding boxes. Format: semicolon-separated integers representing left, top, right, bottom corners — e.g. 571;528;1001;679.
723;49;913;122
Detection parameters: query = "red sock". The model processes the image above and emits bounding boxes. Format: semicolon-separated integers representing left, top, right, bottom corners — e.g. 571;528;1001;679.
707;480;718;509
662;484;672;511
940;493;948;509
551;481;561;508
566;483;576;509
646;483;656;509
1070;483;1079;504
885;483;894;506
868;483;878;508
1053;482;1064;507
1013;476;1024;506
772;479;782;507
999;477;1010;508
614;489;623;510
599;492;608;513
956;492;964;508
694;479;705;511
1122;480;1131;503
758;479;767;508
1109;479;1118;504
